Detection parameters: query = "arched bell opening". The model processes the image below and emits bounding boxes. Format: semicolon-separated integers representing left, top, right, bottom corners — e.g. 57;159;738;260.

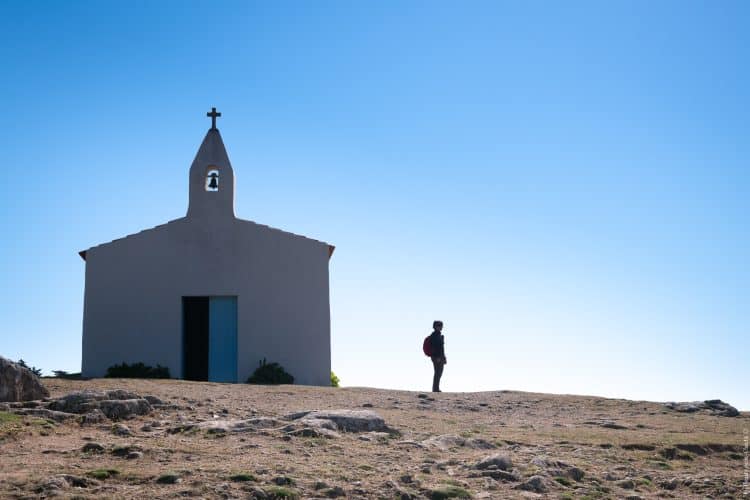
205;168;219;191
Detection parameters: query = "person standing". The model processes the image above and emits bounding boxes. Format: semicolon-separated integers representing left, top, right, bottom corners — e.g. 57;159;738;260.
429;320;447;392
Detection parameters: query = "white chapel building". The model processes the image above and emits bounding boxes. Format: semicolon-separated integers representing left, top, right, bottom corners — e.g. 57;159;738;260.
79;109;334;385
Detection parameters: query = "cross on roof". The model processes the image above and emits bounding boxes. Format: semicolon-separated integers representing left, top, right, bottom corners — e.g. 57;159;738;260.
207;107;221;130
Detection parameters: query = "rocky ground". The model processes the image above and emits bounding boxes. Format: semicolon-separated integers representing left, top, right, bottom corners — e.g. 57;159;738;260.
0;378;747;499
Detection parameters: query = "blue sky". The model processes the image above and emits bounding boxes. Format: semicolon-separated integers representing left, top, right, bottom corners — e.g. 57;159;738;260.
1;2;747;408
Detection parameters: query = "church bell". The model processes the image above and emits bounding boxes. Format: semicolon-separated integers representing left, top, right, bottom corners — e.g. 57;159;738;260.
208;173;218;189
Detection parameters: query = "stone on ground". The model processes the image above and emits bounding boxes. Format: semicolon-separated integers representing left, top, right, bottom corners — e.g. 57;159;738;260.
286;409;388;432
474;453;513;471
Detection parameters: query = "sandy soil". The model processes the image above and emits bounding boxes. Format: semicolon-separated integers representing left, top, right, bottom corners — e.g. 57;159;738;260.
0;378;747;499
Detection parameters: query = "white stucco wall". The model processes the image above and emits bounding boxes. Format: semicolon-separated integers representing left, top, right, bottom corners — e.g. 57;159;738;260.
80;127;332;385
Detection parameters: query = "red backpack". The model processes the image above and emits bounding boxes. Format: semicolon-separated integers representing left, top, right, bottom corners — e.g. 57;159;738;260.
422;336;433;357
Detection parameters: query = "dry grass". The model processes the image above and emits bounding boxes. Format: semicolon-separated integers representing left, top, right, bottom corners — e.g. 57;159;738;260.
0;378;745;499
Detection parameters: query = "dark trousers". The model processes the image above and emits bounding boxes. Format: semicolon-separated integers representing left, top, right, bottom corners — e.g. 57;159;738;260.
431;357;445;392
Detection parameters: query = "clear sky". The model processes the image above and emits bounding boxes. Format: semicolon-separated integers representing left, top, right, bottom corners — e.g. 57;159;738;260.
1;2;747;409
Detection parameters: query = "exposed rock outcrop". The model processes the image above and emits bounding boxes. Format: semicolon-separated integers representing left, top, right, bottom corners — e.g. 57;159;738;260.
0;356;49;402
664;399;739;417
285;409;389;432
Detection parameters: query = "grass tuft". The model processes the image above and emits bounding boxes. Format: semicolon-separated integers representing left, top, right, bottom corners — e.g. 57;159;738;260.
0;412;21;424
430;485;472;499
87;469;120;480
266;485;299;498
156;473;180;484
554;476;573;487
229;473;257;482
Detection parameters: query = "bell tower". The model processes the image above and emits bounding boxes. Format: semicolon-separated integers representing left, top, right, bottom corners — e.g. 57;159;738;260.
187;108;236;220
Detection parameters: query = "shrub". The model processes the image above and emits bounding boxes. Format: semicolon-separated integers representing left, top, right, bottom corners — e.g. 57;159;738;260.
265;486;299;499
330;371;340;387
429;485;472;499
87;469;120;480
229;473;257;482
17;359;42;377
105;362;170;379
156;472;181;484
246;359;294;385
53;370;82;380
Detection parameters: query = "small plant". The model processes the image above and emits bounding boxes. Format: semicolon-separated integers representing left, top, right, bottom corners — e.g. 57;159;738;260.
554;476;573;487
229;472;257;482
17;359;42;377
0;412;21;425
87;469;120;480
246;358;294;385
156;472;180;484
53;370;82;380
266;486;299;499
429;485;472;499
105;362;170;379
323;486;346;498
330;371;340;387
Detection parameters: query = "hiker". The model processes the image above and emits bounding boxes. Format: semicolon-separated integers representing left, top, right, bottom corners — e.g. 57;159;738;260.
428;320;446;392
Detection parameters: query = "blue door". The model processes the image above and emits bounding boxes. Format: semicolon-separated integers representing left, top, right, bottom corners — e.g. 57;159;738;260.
208;296;237;382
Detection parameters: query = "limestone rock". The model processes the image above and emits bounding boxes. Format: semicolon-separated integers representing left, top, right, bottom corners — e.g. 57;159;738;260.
618;479;636;489
197;417;287;433
530;456;585;481
46;391;152;420
111;444;142;457
81;442;105;453
422;434;496;450
112;423;132;436
10;408;77;422
0;356;49;402
664;399;739;417
515;475;549;493
286;409;388;432
98;399;152;420
287;426;340;438
471;469;520;482
80;409;107;425
474;453;513;471
144;395;165;405
47;391;103;413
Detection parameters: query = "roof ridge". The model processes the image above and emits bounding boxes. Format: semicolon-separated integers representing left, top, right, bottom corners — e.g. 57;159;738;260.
79;217;335;260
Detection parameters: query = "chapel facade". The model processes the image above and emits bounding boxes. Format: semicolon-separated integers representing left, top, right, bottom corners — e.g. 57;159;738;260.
79;109;333;385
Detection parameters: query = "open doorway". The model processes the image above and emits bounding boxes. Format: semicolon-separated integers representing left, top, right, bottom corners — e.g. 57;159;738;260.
182;296;238;382
182;297;209;381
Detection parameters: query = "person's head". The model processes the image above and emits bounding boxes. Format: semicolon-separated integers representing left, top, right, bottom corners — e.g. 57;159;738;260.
433;320;443;332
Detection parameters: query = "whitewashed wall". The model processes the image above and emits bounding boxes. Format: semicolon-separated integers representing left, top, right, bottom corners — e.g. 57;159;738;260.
81;128;332;385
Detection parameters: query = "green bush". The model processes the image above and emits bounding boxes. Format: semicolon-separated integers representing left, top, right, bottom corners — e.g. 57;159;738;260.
53;370;82;380
87;469;120;480
246;358;294;385
330;371;340;387
429;485;472;499
229;472;257;482
105;362;170;379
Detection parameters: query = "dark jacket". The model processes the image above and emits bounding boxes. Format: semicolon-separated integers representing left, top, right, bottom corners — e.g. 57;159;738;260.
429;331;445;359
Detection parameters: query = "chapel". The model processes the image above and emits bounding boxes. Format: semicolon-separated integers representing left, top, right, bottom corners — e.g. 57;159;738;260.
79;109;334;385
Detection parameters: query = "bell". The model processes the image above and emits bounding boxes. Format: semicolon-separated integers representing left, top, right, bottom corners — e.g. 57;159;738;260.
208;173;218;190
